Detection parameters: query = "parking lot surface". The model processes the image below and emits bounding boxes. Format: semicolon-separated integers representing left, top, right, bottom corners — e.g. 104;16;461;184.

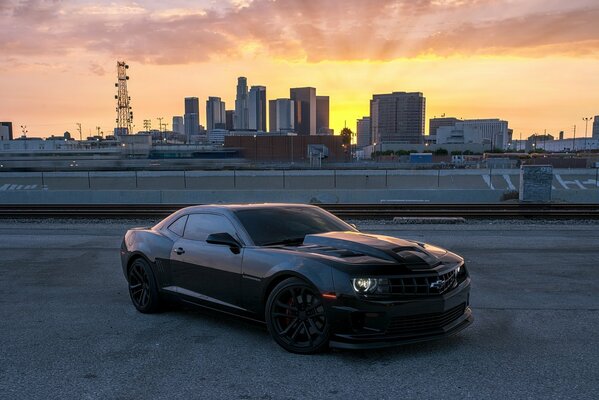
1;219;598;399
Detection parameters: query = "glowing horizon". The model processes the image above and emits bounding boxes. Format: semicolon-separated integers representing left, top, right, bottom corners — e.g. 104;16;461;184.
1;0;598;139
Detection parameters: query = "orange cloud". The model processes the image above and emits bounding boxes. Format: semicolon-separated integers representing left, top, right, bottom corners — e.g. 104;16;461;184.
2;0;598;67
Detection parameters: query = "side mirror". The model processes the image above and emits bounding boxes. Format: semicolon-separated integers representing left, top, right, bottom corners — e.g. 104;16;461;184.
206;232;241;254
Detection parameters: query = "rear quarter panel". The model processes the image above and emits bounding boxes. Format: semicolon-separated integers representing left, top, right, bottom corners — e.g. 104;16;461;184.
121;229;174;284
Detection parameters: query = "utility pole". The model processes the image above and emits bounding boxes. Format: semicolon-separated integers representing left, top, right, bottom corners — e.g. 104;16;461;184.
76;123;82;141
143;119;151;131
582;117;592;151
573;125;576;152
157;117;164;141
519;132;522;152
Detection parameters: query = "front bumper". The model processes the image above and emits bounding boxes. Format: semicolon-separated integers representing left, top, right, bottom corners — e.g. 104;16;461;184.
327;278;472;349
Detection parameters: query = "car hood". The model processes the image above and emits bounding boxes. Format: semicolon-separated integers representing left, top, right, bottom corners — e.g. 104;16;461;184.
298;231;448;268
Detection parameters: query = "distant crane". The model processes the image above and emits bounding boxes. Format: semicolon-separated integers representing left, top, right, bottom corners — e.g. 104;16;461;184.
115;61;133;135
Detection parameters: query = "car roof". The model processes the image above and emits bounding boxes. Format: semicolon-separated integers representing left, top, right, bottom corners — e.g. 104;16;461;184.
153;203;321;233
181;203;319;213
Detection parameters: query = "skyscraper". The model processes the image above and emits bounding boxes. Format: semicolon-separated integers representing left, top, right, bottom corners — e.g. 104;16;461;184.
356;117;371;148
0;122;13;140
370;92;425;144
172;116;184;135
248;85;267;132
225;110;235;131
290;87;316;135
593;116;599;139
316;96;330;134
206;97;226;131
234;77;249;129
269;99;295;133
184;97;200;141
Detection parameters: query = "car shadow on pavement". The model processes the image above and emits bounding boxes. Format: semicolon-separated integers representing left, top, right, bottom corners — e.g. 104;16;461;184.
169;302;471;359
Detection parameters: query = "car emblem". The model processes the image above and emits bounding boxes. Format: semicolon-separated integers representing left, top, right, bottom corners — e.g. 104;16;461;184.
430;279;445;290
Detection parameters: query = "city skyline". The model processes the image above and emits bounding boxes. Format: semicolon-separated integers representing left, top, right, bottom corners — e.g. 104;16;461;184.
1;0;599;138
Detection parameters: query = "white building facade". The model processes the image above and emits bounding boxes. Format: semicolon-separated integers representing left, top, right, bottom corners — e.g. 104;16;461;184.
436;119;509;150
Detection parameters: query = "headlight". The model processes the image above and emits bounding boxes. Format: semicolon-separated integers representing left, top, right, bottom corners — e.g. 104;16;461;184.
352;278;378;293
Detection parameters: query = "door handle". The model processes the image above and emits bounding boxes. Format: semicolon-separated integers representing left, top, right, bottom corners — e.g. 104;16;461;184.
173;247;185;255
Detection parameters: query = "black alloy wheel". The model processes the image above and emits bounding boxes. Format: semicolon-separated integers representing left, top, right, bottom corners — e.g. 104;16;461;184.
128;258;160;313
266;278;331;354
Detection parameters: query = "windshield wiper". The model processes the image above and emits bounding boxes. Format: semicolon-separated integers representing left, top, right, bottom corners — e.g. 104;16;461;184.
261;237;305;246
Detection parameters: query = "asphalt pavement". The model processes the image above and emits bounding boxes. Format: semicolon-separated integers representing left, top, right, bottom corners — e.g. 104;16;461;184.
1;219;598;399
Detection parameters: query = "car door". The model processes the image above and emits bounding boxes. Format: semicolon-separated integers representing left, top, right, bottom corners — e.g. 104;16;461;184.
170;213;244;309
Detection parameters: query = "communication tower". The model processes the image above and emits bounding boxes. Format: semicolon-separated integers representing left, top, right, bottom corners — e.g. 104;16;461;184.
114;61;133;135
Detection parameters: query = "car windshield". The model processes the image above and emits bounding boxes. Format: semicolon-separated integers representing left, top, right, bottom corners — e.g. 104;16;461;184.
234;207;355;246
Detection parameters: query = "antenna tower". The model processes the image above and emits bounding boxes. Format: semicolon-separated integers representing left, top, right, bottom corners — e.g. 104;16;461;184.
114;61;133;135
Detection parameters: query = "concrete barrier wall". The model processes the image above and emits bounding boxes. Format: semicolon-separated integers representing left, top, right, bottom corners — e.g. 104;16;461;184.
387;170;438;189
89;171;136;190
136;171;185;190
0;169;597;204
284;170;335;189
185;171;235;190
0;172;44;189
43;172;90;190
335;170;387;189
234;170;285;189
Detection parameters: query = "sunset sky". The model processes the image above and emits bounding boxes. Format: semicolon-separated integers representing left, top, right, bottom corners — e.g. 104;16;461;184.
1;0;598;139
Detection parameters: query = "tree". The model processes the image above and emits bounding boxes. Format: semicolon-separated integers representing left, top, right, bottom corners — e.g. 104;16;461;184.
340;127;353;146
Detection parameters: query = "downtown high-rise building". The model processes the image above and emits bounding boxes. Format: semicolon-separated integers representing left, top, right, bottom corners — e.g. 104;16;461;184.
290;87;316;135
234;77;249;129
370;92;425;144
206;97;226;131
593;116;599;139
316;96;330;134
248;85;267;132
225;110;235;131
184;97;200;140
269;99;295;133
0;122;13;140
356;117;371;148
172;116;184;135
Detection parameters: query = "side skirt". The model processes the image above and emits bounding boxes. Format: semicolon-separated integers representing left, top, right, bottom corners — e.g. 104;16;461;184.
162;286;264;324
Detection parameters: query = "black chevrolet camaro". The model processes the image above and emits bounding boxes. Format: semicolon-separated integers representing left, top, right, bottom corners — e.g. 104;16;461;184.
121;204;472;353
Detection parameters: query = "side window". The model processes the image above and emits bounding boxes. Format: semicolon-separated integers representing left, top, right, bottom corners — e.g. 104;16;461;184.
167;215;187;236
184;213;239;242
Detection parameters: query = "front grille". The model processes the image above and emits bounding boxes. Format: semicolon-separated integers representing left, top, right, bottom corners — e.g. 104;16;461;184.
388;269;458;295
386;304;466;335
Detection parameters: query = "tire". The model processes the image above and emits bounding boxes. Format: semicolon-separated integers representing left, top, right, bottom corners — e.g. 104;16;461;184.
265;277;331;354
127;258;161;314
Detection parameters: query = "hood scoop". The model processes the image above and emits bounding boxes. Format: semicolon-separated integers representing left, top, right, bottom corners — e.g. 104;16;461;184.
303;231;441;267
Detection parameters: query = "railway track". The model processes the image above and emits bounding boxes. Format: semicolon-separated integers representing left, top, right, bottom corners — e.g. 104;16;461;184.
0;203;598;219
